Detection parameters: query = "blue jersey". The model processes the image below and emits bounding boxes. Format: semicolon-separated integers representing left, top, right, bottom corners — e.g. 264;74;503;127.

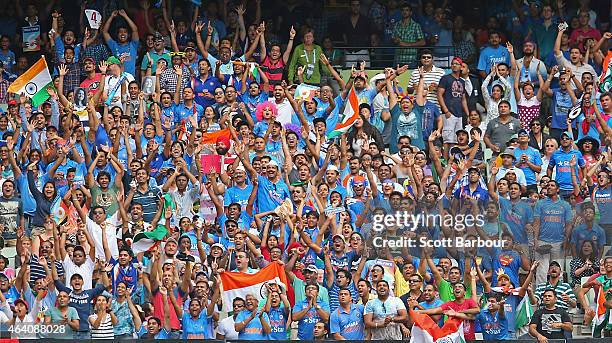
256;176;290;213
182;311;214;339
106;39;139;76
193;75;221;108
329;304;365;340
292;300;330;340
477;309;508;340
513;146;542;186
235;310;270;340
224;185;254;211
499;198;533;245
549;149;585;190
478;46;511;73
551;89;574;129
267;306;288;340
534;197;573;243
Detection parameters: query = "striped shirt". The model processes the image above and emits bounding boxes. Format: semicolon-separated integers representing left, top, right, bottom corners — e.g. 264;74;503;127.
89;313;115;339
132;186;161;223
408;65;445;106
328;280;359;313
261;56;285;86
534;281;576;310
29;254;65;286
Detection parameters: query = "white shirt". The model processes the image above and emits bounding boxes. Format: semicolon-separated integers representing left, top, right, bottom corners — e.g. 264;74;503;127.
104;72;135;109
216;315;239;339
409;65;445;105
86;214;120;261
270;97;293;125
63;255;95;290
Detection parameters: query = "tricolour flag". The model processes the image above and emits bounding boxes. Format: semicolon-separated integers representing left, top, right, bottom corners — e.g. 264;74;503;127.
515;294;534;336
131;225;169;255
220;261;290;312
410;310;465;343
327;86;359;138
600;51;612;93
8;57;53;107
593;286;609;337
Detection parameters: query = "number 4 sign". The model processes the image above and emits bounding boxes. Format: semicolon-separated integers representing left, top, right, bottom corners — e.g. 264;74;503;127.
85;9;102;29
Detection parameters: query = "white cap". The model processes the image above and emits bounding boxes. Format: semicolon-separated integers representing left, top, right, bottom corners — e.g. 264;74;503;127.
267;160;280;169
327;165;339;173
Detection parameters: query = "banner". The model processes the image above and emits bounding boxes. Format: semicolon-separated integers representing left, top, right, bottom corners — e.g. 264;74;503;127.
85;9;102;29
22;26;40;52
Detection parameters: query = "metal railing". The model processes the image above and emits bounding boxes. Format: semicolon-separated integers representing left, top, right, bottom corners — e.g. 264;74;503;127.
327;45;456;69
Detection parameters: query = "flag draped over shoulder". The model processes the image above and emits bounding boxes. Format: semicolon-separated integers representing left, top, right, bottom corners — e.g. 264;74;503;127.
8;56;53;107
220;261;292;312
409;310;465;343
593;287;609;337
131;225;169;255
327;86;359;138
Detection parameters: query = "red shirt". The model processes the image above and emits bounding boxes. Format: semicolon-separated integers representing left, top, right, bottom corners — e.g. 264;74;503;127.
152;287;184;330
440;298;479;340
80;73;102;97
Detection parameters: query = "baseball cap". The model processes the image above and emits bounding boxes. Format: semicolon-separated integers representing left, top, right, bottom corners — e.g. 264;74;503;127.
304;264;318;273
83;57;95;64
7;100;17;107
14;299;29;311
518;129;529;137
267;159;279;169
455;129;469;136
549;261;561;269
153;32;164;42
467;167;480;174
327;165;339;173
561;131;573;139
211;243;226;252
332;234;346;243
106;56;122;66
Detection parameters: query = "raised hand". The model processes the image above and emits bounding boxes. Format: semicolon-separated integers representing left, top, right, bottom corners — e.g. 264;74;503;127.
506;42;513;54
207;21;214;35
98;61;108;74
58;64;68;76
195;22;204;34
235;4;246;16
289;26;296;39
174;65;183;77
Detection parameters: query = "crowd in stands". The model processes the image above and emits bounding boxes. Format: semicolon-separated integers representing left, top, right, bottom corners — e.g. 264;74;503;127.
1;0;612;341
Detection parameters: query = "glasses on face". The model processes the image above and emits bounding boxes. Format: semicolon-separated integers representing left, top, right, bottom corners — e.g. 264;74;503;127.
561;136;571;140
532;123;541;127
545;144;555;147
408;279;421;283
421;56;432;60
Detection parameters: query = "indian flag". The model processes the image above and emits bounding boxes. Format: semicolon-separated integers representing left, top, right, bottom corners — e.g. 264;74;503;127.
327;86;359;139
593;287;609;337
131;225;169;255
220;261;289;312
7;56;53;107
409;310;465;343
515;294;534;336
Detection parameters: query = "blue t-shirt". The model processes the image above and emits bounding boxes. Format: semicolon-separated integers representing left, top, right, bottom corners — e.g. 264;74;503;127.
476;309;508;340
478;46;511;73
420;299;444;326
256;175;290;213
571;223;606;253
549;149;585;190
534;197;573;243
235;310;270;340
224;185;254;211
551;88;574;129
292;300;330;340
499;198;533;245
594;186;612;225
174;102;205;128
268;306;288;340
513;146;542;186
106;39;139;76
329;304;365;340
492;248;521;287
193;75;222;108
182;311;214;339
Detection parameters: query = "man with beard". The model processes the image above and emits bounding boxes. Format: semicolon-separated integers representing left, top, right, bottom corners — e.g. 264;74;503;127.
102;56;134;109
235;293;271;339
239;147;289;213
529;289;573;341
476;294;509;340
484;101;522;155
102;10;139;76
516;41;547;91
80;57;103;98
418;283;479;340
415;284;443;325
426;250;471;302
162;162;200;219
477;31;510;78
223;166;253;212
269;84;293;125
192;59;221;108
534;261;576;311
364;280;408;339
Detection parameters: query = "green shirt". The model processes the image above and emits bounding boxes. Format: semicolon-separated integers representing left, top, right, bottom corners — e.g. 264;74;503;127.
91;184;119;216
287;44;329;85
44;306;79;334
292;277;329;305
438;279;472;302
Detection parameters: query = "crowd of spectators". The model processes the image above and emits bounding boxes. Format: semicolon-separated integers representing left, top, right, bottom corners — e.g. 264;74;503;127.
0;0;612;341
